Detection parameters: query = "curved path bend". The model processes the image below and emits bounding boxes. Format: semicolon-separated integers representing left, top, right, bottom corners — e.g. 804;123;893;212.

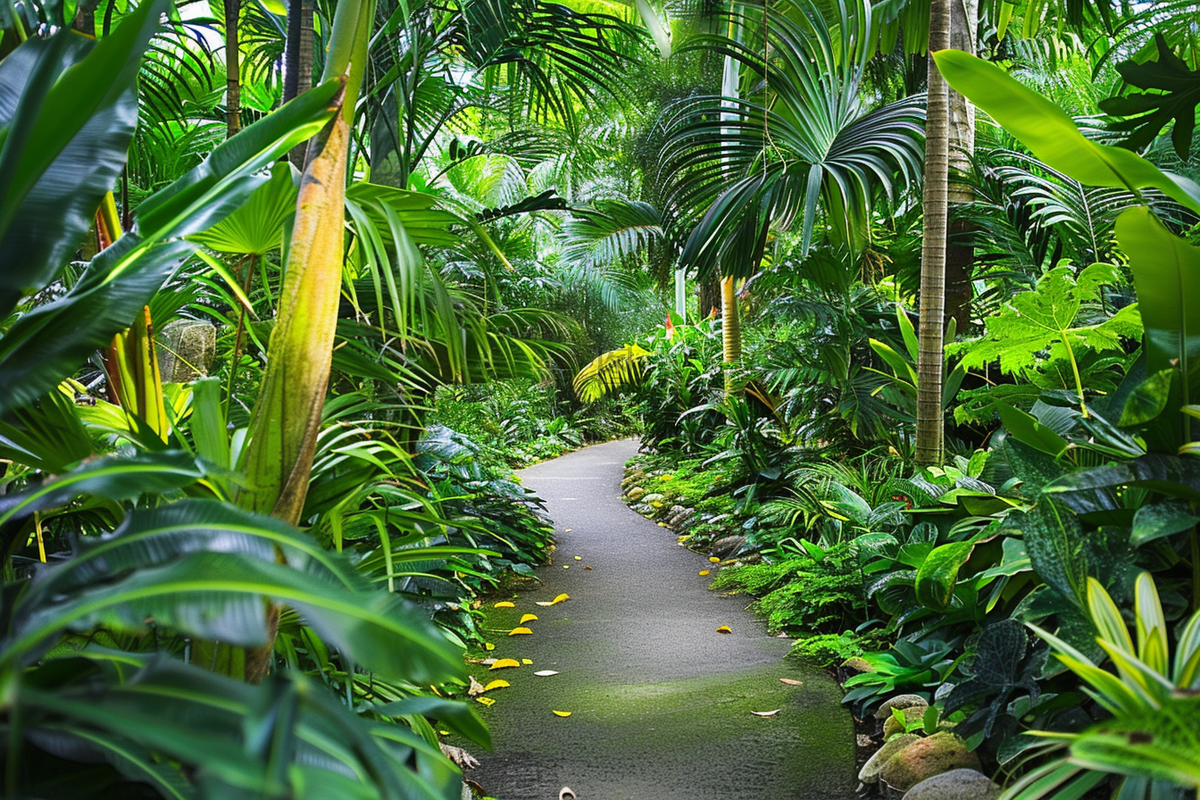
470;439;855;800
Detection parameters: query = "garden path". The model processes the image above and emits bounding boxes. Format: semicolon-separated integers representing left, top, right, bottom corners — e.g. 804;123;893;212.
468;438;856;800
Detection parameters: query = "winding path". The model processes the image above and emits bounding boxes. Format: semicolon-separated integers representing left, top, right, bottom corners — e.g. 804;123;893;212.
470;439;856;800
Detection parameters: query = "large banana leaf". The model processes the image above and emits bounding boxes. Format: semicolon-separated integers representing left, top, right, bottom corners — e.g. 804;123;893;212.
0;0;166;319
7;499;465;685
0;77;343;416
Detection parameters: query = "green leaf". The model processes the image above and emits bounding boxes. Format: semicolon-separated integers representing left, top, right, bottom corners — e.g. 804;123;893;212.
376;696;490;749
189;161;298;256
997;402;1069;458
915;541;975;612
1015;502;1088;608
1130;501;1199;547
1100;34;1200;160
0;0;169;318
1118;369;1175;427
1069;694;1200;786
932;50;1200;214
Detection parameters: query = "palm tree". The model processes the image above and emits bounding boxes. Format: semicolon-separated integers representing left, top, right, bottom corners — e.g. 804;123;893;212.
914;0;951;466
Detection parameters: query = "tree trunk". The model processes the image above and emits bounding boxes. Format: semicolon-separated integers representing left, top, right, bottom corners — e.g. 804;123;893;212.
71;0;99;35
915;0;952;466
225;0;241;137
944;0;978;331
284;0;315;165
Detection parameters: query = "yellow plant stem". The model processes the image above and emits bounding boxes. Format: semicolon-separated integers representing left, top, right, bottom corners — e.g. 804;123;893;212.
34;513;46;563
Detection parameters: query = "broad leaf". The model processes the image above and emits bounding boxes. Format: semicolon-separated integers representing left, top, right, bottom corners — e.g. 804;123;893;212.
914;542;974;612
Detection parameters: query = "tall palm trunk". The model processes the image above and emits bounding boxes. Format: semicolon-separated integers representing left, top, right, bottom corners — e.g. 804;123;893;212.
915;0;952;466
944;0;978;330
225;0;241;137
721;275;740;393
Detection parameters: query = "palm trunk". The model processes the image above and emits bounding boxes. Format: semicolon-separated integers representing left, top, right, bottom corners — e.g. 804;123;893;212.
225;0;241;137
944;0;978;331
915;0;952;466
284;0;315;165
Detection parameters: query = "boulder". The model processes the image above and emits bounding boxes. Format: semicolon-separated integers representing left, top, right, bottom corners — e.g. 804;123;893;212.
155;319;216;383
838;657;874;684
858;734;921;785
902;769;1000;800
876;695;929;720
642;493;665;504
626;487;647;502
711;534;747;558
879;733;981;793
882;705;927;738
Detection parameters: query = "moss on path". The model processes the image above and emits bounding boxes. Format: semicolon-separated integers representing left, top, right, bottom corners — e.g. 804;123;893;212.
468;439;856;800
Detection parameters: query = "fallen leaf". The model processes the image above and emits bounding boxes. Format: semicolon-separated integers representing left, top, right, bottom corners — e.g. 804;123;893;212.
560;788;576;800
779;678;803;686
489;659;520;670
438;730;450;736
482;679;510;692
467;676;486;697
475;696;496;707
709;556;720;563
533;670;559;677
493;601;515;608
574;556;582;561
563;565;569;569
535;593;570;607
698;569;710;576
552;710;572;717
484;643;496;651
564;529;572;532
584;565;592;570
508;627;533;636
521;658;534;665
751;709;781;717
716;626;732;634
480;658;497;665
520;613;538;624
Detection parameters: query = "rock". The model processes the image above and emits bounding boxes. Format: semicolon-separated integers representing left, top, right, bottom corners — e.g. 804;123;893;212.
901;769;1000;800
838;657;874;684
155;319;216;383
626;487;647;502
858;734;921;785
882;705;927;738
879;732;981;793
711;534;747;558
876;695;929;720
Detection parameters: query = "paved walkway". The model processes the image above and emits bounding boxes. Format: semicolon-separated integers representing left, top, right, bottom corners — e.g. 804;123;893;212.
469;439;855;800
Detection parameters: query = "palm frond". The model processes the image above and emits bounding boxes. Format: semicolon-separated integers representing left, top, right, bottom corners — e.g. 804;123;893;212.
572;343;651;402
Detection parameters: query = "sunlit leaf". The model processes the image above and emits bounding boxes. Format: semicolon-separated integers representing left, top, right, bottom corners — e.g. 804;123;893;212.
489;659;521;670
494;601;515;608
482;680;510;692
508;627;533;636
519;614;538;624
552;710;572;717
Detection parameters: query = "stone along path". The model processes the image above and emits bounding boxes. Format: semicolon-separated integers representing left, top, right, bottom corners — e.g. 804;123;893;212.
469;439;856;800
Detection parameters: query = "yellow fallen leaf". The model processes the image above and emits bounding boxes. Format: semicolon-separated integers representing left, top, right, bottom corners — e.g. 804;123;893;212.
751;709;781;717
716;626;732;634
521;658;534;665
563;565;569;569
493;601;515;608
438;730;450;735
698;570;710;576
534;670;559;676
535;593;570;607
709;556;720;563
483;679;510;692
779;678;803;686
552;710;572;718
475;696;496;707
508;627;533;636
489;659;520;670
584;565;592;570
574;556;582;561
484;642;496;651
520;613;538;624
564;528;572;532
